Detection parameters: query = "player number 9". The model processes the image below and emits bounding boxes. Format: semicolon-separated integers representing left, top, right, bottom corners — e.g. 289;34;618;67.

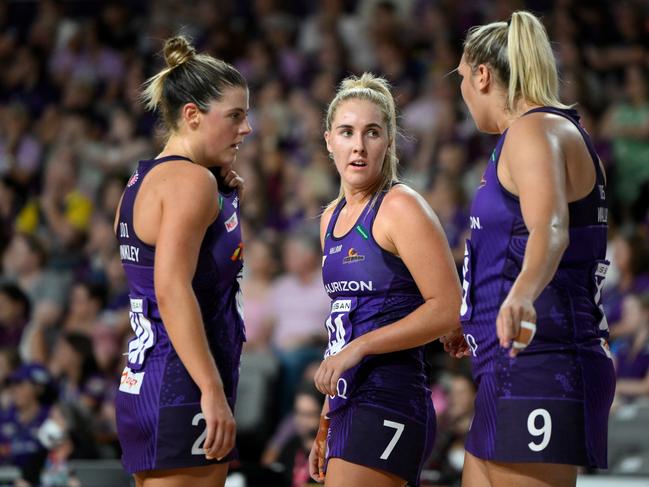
527;408;551;452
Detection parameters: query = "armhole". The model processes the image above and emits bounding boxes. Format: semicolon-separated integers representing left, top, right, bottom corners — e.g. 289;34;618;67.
324;198;347;242
114;191;125;237
368;186;402;258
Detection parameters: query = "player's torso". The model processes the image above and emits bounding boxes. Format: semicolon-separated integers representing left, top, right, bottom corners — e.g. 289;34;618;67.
116;157;244;392
321;190;427;415
461;108;609;376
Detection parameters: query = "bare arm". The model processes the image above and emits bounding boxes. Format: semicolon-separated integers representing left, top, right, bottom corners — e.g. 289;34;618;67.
354;187;462;354
154;164;234;460
497;115;570;354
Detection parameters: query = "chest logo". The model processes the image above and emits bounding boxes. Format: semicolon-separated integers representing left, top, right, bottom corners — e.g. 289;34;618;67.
470;216;482;230
233;196;239;208
225;213;239;232
329;244;342;255
343;247;365;264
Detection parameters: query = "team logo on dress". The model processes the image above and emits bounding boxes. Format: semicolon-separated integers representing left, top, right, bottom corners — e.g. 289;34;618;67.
225;213;239;232
230;242;244;261
343;248;365;264
329;244;342;255
127;171;139;187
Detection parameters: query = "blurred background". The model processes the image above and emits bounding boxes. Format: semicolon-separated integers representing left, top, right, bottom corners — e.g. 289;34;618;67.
0;0;648;485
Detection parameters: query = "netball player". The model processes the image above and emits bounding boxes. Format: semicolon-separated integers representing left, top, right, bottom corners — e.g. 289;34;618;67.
309;73;462;487
114;35;250;486
454;10;615;487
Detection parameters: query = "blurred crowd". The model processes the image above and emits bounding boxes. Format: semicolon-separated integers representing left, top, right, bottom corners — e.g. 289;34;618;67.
0;0;648;485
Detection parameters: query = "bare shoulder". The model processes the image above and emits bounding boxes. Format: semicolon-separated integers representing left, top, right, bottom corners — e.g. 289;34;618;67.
381;183;433;220
151;161;218;201
506;111;578;145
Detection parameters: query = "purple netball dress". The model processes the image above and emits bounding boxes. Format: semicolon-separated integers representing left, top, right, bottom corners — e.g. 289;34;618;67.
321;188;436;487
115;156;245;473
460;108;615;467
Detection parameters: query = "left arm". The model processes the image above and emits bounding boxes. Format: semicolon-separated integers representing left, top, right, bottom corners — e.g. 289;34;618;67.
497;116;570;356
314;187;462;396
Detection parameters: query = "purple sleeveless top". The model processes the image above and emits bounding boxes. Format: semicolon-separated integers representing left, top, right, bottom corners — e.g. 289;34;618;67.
460;107;609;381
322;188;429;417
116;155;245;395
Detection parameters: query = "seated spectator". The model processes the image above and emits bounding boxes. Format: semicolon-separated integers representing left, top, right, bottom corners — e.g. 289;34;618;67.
614;293;649;402
0;283;30;348
0;363;58;485
268;229;330;416
603;226;649;338
273;381;324;487
426;371;476;484
14;146;93;271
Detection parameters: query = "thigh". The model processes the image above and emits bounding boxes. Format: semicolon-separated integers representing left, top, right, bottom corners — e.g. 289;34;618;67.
325;458;405;487
486;460;577;487
136;463;229;487
461;451;491;487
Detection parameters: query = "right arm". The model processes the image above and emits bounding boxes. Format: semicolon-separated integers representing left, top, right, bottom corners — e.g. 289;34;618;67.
154;164;235;460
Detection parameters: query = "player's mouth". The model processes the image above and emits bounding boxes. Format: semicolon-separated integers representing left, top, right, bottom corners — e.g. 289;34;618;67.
349;159;367;168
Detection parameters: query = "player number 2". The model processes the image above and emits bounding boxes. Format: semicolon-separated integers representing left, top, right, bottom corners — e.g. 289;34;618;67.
527;408;551;452
191;413;208;455
380;420;404;460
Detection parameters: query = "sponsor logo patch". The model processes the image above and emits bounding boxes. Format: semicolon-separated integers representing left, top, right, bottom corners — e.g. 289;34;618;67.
119;367;145;395
225;213;239;232
329;244;342;255
331;300;352;312
342;247;365;264
130;298;144;313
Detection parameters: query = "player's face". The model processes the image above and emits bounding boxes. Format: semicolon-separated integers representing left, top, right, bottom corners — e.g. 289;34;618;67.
201;86;252;167
325;98;389;191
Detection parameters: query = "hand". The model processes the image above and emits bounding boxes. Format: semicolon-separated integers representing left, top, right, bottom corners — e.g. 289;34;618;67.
496;292;537;357
309;416;330;483
200;388;236;461
440;327;471;358
220;166;244;192
314;343;364;396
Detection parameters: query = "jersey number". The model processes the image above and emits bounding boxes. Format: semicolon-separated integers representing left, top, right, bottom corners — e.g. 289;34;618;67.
191;413;208;455
380;420;404;460
527;408;551;452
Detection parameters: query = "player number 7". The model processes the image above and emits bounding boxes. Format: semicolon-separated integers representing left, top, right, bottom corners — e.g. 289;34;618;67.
380;420;405;460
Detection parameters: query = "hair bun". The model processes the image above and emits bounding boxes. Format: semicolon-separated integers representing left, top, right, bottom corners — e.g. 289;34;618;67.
163;36;196;69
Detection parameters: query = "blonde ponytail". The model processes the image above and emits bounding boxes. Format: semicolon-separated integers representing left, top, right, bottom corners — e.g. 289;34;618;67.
507;11;568;110
463;10;570;111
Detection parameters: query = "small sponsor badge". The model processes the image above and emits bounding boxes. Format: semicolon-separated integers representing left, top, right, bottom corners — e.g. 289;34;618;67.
119;366;145;395
225;213;239;232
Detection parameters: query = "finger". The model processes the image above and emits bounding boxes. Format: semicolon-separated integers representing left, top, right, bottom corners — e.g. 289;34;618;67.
329;370;339;397
496;312;505;347
208;421;225;459
219;421;235;459
320;365;334;396
203;421;215;456
314;366;325;394
501;307;515;348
